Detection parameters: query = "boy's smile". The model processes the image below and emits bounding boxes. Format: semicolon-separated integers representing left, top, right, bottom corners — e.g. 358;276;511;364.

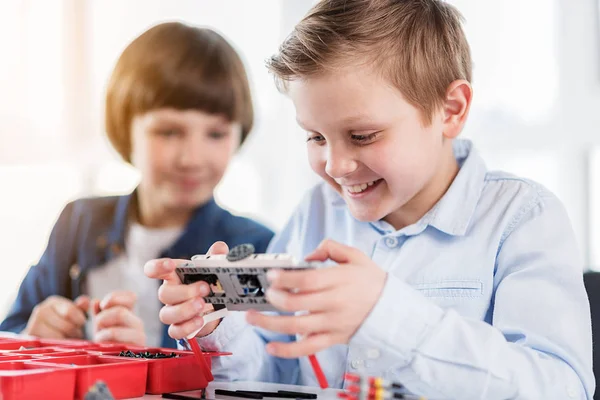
289;65;466;230
342;178;383;197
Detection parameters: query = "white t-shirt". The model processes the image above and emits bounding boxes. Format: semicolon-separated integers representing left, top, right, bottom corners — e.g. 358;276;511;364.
85;222;183;347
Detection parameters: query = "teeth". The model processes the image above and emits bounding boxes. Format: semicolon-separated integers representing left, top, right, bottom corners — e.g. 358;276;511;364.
347;180;378;193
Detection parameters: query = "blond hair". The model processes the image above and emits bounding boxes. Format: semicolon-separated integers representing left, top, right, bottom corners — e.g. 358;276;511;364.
267;0;472;124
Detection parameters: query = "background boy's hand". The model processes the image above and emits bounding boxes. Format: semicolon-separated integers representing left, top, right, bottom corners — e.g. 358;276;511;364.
93;290;145;346
144;241;228;340
246;239;387;358
23;295;90;339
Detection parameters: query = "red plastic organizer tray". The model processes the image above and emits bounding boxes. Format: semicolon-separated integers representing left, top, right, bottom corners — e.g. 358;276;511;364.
102;347;219;394
11;347;91;357
33;354;148;400
0;338;39;350
0;361;77;400
0;336;229;398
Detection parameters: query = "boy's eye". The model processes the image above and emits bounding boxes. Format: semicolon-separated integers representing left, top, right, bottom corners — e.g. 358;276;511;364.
350;132;378;144
208;131;227;140
157;128;182;137
306;134;325;143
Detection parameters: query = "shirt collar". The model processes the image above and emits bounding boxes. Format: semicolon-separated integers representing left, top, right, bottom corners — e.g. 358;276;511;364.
105;191;221;261
423;139;487;236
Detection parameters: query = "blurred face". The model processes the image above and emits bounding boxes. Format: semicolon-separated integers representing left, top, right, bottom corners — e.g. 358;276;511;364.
289;66;463;229
130;108;241;217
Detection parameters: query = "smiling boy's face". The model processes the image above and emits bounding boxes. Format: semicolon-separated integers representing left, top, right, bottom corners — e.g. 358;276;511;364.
289;65;464;229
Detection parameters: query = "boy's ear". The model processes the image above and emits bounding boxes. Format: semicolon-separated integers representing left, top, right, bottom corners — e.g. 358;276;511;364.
442;80;472;139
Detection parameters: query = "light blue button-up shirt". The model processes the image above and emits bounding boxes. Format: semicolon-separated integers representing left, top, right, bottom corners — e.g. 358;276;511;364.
198;140;594;399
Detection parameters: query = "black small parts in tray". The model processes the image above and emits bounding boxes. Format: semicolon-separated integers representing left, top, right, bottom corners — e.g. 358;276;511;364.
118;350;179;359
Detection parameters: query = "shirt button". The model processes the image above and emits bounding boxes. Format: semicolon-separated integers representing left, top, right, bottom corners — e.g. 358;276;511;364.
567;386;578;398
384;236;398;248
110;243;123;255
350;359;363;369
69;264;81;280
95;235;107;249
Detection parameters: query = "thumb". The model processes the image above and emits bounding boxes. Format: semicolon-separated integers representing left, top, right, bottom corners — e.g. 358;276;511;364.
144;258;186;285
305;239;369;265
207;241;229;255
74;295;90;312
144;244;228;286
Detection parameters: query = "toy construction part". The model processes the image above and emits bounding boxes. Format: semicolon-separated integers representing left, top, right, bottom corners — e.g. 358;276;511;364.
226;243;255;262
84;381;115;400
177;250;321;312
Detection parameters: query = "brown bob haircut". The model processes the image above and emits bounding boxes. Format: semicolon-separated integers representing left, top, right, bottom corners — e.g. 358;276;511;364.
105;22;254;162
267;0;472;125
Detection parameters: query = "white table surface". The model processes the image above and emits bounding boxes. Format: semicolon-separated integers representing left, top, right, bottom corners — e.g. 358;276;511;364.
138;380;339;400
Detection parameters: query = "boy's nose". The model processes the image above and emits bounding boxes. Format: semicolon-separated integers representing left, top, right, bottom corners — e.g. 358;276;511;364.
177;135;206;168
178;145;202;167
325;148;358;178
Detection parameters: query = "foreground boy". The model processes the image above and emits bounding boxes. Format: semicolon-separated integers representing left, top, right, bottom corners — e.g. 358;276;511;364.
146;1;594;398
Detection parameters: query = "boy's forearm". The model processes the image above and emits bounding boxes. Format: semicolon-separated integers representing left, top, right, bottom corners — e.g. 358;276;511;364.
390;313;587;399
351;275;593;399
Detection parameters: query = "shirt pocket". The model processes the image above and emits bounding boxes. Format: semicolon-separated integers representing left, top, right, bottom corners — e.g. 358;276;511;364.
412;280;483;298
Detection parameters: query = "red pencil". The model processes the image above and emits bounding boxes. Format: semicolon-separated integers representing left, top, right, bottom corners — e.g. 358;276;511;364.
308;354;328;389
188;337;214;382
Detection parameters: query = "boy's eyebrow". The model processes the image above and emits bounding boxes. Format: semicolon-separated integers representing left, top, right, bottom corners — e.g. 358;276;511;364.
297;115;378;131
338;114;376;125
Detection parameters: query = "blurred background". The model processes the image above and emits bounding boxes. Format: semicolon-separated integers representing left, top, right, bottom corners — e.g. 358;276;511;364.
0;0;599;319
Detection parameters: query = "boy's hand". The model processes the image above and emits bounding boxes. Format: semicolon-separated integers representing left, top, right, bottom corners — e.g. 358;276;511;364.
23;295;90;339
246;239;387;358
93;290;145;346
144;242;228;340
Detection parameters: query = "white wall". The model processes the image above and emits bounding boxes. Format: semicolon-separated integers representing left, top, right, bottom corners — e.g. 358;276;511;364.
456;0;600;267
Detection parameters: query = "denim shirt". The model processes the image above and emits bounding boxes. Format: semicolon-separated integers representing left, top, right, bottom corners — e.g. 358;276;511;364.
197;140;594;399
0;193;274;348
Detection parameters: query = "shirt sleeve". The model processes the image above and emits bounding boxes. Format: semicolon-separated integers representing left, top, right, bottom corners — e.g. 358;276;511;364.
351;193;594;399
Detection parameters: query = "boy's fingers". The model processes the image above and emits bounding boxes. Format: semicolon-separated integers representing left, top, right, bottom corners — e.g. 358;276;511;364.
305;239;367;264
144;258;184;284
159;298;206;325
37;321;69;339
46;306;83;337
99;290;137;310
52;298;87;327
264;288;333;312
95;327;145;346
95;306;143;331
267;267;340;292
158;281;210;306
207;241;229;255
74;295;90;312
168;316;205;340
145;243;228;286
